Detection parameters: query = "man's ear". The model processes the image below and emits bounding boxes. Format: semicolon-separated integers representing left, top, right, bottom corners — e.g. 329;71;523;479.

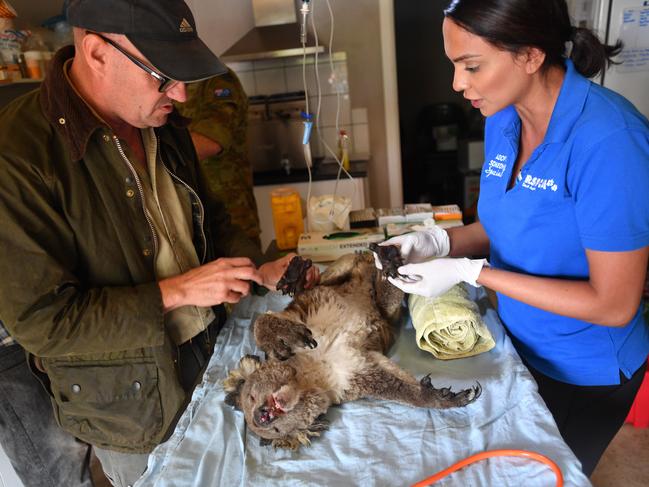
79;31;110;77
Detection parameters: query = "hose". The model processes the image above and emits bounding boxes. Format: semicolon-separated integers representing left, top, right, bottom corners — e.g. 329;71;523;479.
412;449;564;487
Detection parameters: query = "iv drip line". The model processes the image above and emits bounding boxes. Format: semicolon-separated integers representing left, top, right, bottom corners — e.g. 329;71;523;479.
302;0;356;229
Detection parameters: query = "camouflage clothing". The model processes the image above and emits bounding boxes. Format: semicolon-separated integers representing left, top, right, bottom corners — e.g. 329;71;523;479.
177;69;261;248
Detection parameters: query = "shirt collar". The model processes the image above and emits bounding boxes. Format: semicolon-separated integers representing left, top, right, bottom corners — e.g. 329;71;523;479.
39;46;191;162
543;59;590;144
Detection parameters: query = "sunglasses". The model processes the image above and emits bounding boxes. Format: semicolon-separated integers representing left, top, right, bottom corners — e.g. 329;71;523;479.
87;31;180;93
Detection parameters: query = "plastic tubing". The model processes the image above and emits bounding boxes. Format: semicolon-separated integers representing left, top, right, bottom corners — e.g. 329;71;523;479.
411;449;564;487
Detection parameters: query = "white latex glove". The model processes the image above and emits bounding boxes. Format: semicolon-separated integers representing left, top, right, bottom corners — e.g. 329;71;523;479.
377;227;451;268
388;257;488;298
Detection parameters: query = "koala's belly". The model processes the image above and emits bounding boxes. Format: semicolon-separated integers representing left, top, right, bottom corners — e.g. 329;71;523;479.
293;291;377;400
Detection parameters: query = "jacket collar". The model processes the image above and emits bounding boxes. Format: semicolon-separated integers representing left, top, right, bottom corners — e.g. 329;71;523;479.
40;46;191;162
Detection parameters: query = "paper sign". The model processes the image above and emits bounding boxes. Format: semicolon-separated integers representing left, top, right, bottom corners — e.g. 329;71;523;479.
617;7;649;73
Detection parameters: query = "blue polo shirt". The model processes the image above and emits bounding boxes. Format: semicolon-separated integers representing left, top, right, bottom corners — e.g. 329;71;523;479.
478;59;649;386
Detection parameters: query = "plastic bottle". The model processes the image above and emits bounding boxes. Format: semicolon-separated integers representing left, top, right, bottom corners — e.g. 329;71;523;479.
271;188;304;250
338;130;351;171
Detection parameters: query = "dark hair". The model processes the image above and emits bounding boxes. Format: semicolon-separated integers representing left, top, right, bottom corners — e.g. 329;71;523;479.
444;0;622;78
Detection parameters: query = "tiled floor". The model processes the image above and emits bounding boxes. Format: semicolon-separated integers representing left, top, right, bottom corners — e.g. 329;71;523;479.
591;424;649;486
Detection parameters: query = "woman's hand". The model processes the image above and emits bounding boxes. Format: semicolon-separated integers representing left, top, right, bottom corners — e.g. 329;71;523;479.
389;257;488;298
376;227;451;267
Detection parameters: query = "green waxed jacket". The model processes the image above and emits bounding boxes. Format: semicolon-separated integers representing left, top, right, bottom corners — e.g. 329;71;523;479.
0;47;262;453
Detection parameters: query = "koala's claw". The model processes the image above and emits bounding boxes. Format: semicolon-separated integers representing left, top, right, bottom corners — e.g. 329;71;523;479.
420;375;482;407
268;324;317;360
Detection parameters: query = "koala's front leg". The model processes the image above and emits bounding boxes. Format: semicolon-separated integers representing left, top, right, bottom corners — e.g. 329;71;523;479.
253;314;318;360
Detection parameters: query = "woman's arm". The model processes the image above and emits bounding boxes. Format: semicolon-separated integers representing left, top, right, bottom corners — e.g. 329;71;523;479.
447;221;491;257
477;247;649;327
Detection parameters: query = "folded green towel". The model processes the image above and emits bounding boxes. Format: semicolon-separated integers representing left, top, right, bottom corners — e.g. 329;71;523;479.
408;284;495;360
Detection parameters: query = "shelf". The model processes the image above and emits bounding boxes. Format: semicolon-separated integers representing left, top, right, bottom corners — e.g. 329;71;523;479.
0;78;43;85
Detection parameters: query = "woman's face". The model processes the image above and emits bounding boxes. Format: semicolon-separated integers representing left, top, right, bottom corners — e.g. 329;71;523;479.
442;18;533;117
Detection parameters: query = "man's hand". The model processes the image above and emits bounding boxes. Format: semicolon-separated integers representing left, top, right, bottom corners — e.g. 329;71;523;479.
159;257;263;312
258;253;320;290
388;257;487;298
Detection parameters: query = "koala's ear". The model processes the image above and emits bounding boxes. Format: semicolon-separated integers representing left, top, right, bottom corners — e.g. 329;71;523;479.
223;355;262;410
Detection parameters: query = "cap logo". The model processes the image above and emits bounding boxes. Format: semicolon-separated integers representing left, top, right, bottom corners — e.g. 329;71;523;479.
179;18;194;33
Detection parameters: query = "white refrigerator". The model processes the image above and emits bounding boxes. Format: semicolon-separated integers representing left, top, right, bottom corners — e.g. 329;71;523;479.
567;0;649;118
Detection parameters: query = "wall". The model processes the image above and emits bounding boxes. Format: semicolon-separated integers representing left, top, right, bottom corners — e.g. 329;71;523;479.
195;0;392;208
306;0;390;208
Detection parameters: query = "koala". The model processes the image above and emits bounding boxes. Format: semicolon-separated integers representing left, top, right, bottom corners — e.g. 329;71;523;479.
224;252;481;450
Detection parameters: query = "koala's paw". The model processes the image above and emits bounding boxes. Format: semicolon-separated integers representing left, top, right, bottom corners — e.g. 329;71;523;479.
420;375;482;408
255;315;318;360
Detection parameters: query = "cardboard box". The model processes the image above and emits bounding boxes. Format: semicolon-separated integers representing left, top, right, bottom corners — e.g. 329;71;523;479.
404;203;434;222
376;207;406;226
431;204;462;221
297;229;384;262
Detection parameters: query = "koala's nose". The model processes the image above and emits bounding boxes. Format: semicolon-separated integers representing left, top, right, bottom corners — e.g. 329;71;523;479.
254;406;275;426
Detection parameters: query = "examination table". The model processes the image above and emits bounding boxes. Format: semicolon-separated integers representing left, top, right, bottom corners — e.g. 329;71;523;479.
134;286;592;487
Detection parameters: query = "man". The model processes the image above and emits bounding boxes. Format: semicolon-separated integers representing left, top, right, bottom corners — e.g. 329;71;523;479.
0;1;316;485
177;70;263;248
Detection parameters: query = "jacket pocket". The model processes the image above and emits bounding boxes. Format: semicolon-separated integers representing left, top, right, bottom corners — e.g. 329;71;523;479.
46;359;164;451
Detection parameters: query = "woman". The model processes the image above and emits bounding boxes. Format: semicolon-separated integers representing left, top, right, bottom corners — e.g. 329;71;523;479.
382;0;649;476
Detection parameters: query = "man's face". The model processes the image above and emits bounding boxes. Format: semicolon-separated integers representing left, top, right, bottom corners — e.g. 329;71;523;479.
102;35;187;128
442;18;532;117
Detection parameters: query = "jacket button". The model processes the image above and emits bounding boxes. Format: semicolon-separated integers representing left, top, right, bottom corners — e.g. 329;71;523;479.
142;248;152;257
58;117;66;125
125;176;133;184
126;189;135;198
102;134;111;142
132;381;142;391
71;384;81;394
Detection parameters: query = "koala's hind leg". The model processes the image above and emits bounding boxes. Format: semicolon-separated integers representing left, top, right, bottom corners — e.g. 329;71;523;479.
348;352;481;409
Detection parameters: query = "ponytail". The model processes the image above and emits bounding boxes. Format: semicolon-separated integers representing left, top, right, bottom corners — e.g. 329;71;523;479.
570;26;622;78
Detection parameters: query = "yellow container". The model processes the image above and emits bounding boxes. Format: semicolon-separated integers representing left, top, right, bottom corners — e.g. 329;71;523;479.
271;188;304;250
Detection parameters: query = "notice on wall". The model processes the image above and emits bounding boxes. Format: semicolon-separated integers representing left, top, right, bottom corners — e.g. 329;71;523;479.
616;7;649;73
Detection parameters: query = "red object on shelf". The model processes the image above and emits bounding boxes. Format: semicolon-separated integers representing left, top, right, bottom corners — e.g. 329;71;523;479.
625;359;649;428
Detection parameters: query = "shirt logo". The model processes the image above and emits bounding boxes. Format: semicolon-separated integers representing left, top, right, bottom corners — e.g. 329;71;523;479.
179;18;194;33
521;174;558;192
485;154;508;178
214;88;232;98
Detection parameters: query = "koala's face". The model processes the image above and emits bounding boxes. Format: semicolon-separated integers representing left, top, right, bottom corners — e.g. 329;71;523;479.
224;356;330;447
239;362;312;440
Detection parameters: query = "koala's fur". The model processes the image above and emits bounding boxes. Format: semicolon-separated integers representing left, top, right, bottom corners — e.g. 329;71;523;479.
224;252;481;449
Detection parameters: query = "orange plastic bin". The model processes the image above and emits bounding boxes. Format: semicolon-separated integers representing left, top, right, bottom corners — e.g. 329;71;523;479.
625;358;649;428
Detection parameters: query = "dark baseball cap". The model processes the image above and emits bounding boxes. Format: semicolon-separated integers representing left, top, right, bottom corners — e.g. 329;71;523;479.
67;0;228;82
